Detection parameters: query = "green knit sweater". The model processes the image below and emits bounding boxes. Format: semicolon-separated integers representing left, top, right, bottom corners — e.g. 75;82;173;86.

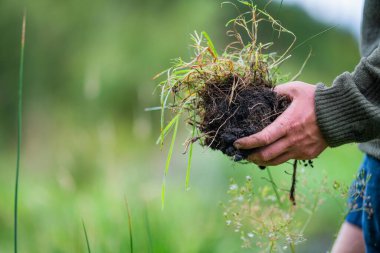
315;0;380;159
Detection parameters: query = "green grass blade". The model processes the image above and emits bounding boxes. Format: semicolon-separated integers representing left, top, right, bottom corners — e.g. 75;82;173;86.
237;0;253;8
290;242;296;253
144;206;153;253
125;197;134;253
185;124;196;190
185;142;194;191
160;79;171;147
161;178;166;210
145;106;165;112
266;168;283;208
173;69;190;76
161;116;180;209
82;220;92;253
201;31;218;58
290;48;312;81
156;114;180;145
164;116;179;176
290;25;336;53
14;11;26;253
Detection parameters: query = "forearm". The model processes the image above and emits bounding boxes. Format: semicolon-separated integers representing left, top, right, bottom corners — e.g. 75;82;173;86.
315;46;380;147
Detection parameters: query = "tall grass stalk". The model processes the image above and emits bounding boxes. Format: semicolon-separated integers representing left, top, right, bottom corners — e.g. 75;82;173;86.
290;243;296;253
14;10;26;253
125;197;134;253
144;208;153;253
82;220;92;253
266;168;283;208
185;122;196;190
161;114;180;209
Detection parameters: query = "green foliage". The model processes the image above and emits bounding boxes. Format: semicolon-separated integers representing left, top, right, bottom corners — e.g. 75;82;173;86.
223;170;328;251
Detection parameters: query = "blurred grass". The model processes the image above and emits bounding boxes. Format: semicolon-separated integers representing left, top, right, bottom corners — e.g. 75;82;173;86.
0;0;363;252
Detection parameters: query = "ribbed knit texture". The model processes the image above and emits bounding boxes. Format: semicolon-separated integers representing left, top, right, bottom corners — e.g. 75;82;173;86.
314;0;380;159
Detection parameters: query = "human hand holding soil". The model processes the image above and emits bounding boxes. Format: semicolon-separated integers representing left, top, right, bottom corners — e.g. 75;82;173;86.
234;82;328;166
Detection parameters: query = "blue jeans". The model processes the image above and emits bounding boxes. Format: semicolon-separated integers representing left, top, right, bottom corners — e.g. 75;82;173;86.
346;154;380;252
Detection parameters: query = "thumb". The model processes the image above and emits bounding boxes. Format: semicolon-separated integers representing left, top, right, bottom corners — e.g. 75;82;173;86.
274;83;295;97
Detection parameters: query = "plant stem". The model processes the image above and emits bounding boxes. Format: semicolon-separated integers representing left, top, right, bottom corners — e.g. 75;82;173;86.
269;241;274;253
301;188;321;233
266;168;283;208
185;122;196;190
290;242;296;253
161;115;180;209
125;197;134;253
14;11;26;253
144;207;153;253
82;220;92;253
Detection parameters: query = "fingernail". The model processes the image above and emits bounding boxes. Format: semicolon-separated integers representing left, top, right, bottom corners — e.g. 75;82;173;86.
233;141;241;149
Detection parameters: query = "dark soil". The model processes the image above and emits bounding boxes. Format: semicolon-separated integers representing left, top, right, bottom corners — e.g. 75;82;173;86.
197;74;291;161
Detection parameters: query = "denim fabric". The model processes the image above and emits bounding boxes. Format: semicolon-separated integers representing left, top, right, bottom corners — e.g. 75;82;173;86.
346;154;380;252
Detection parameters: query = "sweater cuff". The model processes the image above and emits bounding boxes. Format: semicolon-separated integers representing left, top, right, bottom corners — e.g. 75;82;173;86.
315;74;359;147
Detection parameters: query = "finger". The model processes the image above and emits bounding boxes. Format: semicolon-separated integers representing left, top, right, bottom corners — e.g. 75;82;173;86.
256;152;293;166
234;108;293;149
274;81;308;95
248;137;291;162
274;83;295;95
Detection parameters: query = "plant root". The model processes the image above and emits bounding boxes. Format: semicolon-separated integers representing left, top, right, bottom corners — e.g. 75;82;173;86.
289;160;298;205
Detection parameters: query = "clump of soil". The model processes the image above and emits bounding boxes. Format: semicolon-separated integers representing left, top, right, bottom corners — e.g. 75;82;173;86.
198;74;291;161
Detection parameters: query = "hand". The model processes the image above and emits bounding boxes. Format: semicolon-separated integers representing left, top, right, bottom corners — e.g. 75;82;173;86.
233;81;328;166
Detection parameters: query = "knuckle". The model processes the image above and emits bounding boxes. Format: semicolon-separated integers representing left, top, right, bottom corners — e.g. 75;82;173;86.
256;152;266;162
288;135;298;145
260;152;271;162
252;150;271;163
270;160;282;166
302;148;314;158
247;154;258;163
261;134;271;146
289;121;301;131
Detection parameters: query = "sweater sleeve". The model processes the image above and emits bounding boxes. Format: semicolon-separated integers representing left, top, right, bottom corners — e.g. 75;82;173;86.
315;46;380;147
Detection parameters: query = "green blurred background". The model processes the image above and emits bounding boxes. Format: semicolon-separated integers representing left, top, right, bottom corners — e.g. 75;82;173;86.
0;0;364;252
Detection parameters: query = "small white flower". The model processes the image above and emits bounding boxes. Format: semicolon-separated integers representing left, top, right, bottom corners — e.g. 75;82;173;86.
229;184;238;190
237;195;244;201
247;232;254;238
226;220;232;226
